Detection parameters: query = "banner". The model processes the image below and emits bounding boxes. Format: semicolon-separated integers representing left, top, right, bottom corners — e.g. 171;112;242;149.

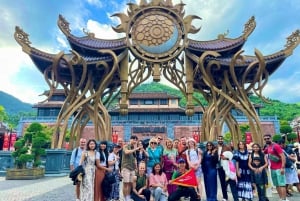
169;169;198;187
9;132;17;151
3;133;9;151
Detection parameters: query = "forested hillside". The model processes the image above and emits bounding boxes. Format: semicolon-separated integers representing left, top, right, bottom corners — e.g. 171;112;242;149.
1;83;300;125
134;82;300;121
0;91;34;115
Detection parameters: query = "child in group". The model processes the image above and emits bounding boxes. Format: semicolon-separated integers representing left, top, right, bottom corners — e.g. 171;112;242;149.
250;157;268;201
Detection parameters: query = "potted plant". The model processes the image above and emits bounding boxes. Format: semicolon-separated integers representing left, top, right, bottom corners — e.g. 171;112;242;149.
6;122;50;180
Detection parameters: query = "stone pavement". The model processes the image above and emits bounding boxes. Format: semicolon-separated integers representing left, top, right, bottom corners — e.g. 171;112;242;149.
0;176;300;201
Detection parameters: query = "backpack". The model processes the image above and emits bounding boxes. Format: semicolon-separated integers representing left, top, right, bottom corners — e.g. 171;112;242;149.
283;150;295;168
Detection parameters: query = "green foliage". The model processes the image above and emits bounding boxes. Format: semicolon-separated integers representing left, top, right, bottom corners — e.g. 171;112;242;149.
280;125;293;134
287;133;298;143
0;105;8;122
12;122;50;169
223;132;232;144
250;96;300;121
272;134;282;143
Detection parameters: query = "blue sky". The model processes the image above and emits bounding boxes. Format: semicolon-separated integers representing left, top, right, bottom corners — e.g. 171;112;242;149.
0;0;299;104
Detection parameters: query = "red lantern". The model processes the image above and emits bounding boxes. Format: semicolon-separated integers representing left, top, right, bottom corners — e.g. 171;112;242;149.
3;133;9;151
245;132;252;144
9;132;17;151
112;131;118;144
193;131;199;142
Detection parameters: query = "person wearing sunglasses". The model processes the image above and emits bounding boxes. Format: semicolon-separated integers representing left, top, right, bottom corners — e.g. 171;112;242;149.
263;134;289;201
202;141;218;201
147;138;163;176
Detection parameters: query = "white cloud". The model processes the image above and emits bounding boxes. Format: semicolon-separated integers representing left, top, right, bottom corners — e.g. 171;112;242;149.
0;47;47;103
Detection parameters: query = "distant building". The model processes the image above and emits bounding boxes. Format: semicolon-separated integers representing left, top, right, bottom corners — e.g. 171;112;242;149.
17;90;280;146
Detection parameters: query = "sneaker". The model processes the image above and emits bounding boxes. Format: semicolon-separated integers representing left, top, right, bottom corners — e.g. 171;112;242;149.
76;199;80;201
222;199;227;201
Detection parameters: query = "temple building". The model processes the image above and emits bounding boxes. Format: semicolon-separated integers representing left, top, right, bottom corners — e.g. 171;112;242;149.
17;89;279;144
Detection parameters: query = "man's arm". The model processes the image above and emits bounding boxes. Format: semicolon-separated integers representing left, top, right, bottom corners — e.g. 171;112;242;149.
70;149;76;170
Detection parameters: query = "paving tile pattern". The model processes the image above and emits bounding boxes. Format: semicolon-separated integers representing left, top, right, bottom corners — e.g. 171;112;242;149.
0;176;299;201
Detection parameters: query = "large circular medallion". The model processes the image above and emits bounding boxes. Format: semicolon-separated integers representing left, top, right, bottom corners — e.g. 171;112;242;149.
128;9;184;63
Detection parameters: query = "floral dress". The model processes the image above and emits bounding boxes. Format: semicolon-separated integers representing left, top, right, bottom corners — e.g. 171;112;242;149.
80;151;98;201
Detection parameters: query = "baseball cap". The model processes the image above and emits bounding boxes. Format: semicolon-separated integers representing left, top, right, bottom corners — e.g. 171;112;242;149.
177;158;186;163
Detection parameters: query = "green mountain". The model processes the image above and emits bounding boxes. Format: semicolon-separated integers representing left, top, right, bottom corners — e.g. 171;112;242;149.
0;91;34;115
1;83;300;122
134;82;300;121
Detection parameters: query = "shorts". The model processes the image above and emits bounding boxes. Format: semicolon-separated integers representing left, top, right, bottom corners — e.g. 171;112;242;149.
271;169;286;187
121;168;135;183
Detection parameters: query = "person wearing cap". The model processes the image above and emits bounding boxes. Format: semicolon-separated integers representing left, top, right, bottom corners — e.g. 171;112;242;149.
107;144;121;201
168;158;200;201
185;137;203;198
121;135;142;201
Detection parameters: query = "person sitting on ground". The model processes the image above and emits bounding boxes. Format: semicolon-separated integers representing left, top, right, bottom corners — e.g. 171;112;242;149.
149;163;168;201
168;158;200;201
131;161;151;201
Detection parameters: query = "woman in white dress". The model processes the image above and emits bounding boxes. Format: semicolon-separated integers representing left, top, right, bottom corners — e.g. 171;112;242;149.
79;139;110;201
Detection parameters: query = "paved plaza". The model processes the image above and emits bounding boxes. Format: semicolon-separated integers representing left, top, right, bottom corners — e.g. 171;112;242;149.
0;176;300;201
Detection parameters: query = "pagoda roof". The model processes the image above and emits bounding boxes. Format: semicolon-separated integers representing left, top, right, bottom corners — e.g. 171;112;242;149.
188;50;287;90
58;15;127;57
15;26;126;90
186;16;256;57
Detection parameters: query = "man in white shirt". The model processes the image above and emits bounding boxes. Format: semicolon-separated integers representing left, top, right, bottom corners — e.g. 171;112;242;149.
70;138;86;201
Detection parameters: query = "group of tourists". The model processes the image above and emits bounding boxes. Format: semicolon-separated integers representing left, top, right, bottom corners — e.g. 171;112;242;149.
69;133;300;201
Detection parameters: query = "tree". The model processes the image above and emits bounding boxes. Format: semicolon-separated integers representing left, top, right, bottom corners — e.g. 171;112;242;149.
12;122;51;168
0;105;8;122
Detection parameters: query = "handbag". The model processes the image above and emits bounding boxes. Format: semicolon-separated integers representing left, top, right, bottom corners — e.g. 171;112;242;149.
104;171;117;184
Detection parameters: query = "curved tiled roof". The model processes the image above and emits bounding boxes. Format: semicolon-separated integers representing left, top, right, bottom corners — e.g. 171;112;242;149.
68;36;127;50
187;37;245;52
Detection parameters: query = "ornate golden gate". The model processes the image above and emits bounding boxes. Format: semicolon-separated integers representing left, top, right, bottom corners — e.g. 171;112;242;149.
15;0;299;148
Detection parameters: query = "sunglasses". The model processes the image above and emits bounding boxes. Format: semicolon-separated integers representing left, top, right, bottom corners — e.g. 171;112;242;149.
264;138;270;140
157;138;162;140
151;142;157;145
207;144;212;147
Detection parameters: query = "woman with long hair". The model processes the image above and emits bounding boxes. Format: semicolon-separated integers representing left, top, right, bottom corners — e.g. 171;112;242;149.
235;141;253;201
79;139;110;201
202;141;218;201
162;138;178;194
136;140;149;167
149;163;168;201
248;143;268;201
94;141;109;201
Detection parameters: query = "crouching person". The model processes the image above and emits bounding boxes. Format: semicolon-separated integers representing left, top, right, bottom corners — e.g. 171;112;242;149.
168;158;200;201
131;161;151;201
